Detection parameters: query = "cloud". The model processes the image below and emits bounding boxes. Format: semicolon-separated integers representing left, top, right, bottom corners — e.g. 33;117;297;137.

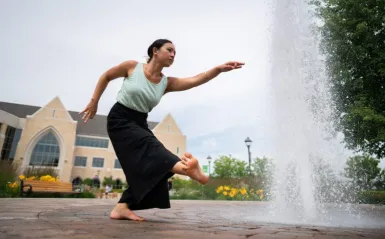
202;138;219;150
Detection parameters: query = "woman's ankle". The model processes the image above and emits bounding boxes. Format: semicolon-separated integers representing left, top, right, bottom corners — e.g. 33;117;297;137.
114;203;128;210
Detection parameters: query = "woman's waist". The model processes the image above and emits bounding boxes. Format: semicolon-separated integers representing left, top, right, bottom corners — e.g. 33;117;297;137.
108;102;149;124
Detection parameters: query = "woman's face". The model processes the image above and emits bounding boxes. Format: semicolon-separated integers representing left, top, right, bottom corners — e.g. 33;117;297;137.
155;42;176;67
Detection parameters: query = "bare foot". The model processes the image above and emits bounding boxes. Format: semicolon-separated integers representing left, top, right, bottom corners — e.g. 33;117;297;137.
109;203;144;221
181;152;209;185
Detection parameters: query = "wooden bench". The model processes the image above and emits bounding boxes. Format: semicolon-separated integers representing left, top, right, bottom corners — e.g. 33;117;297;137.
20;179;80;197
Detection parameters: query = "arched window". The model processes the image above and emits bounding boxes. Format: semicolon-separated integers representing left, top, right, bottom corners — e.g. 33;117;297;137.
29;132;60;167
72;177;82;186
114;179;123;189
92;178;101;188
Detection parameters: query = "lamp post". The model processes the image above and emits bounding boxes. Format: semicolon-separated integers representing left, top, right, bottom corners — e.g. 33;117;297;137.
244;137;252;175
207;155;212;176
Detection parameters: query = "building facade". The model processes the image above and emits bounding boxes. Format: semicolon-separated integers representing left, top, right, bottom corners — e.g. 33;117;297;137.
0;97;187;187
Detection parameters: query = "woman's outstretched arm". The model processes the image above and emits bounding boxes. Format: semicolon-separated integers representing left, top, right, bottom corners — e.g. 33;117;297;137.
165;61;244;93
80;60;137;122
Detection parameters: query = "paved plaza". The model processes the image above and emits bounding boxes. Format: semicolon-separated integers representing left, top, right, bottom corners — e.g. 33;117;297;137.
0;198;384;238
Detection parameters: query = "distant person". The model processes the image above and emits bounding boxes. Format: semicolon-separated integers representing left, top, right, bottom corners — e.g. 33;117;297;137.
80;39;244;221
105;185;112;199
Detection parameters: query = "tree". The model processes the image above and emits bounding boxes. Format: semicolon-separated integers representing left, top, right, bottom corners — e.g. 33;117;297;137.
82;178;93;187
310;156;349;203
102;176;114;187
374;169;385;190
213;155;248;178
344;155;381;190
251;157;274;189
312;0;385;158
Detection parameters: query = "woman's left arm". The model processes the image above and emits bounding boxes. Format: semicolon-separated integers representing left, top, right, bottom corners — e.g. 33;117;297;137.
165;61;244;93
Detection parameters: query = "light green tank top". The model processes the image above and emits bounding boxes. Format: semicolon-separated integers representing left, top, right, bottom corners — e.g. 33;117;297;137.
116;62;168;113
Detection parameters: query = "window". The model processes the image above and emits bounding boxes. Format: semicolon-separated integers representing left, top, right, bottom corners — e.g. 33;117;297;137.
92;157;104;168
72;177;82;186
114;159;122;169
1;126;16;161
75;136;109;148
8;128;21;161
29;132;60;167
74;156;87;167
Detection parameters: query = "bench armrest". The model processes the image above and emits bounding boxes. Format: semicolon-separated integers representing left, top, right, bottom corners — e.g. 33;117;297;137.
22;184;32;191
19;180;32;197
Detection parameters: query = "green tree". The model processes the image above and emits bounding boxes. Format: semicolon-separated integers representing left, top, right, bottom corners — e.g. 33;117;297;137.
251;157;274;190
102;176;114;187
312;0;385;158
344;155;381;190
310;156;348;203
82;178;93;187
374;169;385;190
213;155;248;178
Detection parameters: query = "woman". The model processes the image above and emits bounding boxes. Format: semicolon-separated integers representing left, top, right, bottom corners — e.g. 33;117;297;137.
80;39;244;221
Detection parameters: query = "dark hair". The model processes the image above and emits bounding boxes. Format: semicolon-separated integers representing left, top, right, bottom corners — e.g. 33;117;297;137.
147;39;173;63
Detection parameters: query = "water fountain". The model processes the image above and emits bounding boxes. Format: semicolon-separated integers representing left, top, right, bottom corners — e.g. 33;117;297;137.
243;0;385;228
268;0;330;221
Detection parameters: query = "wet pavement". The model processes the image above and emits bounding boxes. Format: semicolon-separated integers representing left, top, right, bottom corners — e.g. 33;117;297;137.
0;198;384;238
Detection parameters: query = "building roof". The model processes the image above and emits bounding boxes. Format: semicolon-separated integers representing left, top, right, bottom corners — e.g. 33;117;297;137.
0;101;158;137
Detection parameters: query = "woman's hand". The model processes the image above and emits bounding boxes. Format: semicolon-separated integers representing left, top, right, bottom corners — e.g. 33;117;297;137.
80;99;98;123
217;61;245;72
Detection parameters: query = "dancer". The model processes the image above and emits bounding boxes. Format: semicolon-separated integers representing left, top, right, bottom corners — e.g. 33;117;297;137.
80;39;244;221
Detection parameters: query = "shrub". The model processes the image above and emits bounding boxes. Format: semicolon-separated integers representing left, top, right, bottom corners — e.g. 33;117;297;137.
18;174;60;182
169;177;266;201
23;166;59;178
215;185;264;201
0;161;18;197
112;189;124;193
358;190;385;204
82;178;93;186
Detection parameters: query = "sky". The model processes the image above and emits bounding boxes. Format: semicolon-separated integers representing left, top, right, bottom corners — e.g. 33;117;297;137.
0;0;383;172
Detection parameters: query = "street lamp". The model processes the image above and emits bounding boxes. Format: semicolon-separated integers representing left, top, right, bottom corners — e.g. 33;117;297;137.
244;137;252;175
207;155;212;176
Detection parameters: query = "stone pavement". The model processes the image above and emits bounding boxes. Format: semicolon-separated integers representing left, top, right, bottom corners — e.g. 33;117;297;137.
0;198;384;239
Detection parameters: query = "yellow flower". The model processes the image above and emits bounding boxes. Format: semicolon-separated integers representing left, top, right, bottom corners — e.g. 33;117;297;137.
229;191;236;197
254;189;264;200
240;188;247;195
7;181;19;188
216;186;224;193
19;175;25;180
224;186;230;191
223;191;228;196
39;175;58;182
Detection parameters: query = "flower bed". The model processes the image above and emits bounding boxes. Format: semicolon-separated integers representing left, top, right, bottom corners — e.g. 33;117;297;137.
215;185;264;201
